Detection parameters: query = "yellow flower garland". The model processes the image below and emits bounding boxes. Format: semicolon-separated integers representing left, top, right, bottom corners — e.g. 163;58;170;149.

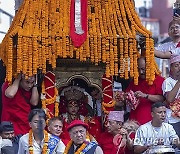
0;0;160;87
102;100;116;114
64;140;87;154
29;129;49;154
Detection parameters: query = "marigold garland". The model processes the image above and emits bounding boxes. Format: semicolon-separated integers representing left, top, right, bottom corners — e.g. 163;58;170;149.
102;105;109;114
64;140;87;154
0;0;160;87
28;129;49;154
102;100;116;114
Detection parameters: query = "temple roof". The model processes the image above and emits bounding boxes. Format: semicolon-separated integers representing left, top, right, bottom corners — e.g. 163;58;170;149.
0;0;159;84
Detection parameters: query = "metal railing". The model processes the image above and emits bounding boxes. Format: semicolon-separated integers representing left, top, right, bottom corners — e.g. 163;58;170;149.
0;8;14;35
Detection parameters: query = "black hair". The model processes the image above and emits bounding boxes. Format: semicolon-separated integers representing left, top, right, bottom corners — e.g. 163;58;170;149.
168;19;180;29
70;78;88;90
151;102;166;112
89;86;100;94
0;121;14;133
28;109;46;122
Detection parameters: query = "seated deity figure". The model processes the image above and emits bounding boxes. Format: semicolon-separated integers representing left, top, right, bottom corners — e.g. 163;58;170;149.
59;86;102;142
61;99;85;141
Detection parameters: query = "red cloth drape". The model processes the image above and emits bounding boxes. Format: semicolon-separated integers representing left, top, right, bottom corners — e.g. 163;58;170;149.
70;0;88;47
44;71;56;114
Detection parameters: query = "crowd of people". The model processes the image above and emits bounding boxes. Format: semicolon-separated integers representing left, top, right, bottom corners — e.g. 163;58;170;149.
0;1;179;153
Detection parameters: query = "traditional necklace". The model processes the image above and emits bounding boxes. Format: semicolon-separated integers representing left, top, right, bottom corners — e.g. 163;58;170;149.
28;129;49;154
64;140;87;154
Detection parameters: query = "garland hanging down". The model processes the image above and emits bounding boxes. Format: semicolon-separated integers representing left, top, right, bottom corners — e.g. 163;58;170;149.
0;0;160;85
29;129;49;154
64;140;87;154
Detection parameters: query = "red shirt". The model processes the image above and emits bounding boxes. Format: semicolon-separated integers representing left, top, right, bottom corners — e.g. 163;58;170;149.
88;116;102;140
1;82;31;135
60;119;71;142
98;132;125;154
126;75;164;125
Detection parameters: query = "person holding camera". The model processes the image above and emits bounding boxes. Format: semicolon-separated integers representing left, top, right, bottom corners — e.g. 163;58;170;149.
154;19;180;59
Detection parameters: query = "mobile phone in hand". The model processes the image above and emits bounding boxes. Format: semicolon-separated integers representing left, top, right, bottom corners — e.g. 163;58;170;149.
173;8;180;17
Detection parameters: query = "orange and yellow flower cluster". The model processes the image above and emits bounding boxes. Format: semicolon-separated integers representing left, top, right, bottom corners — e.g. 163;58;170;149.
0;0;159;85
29;129;49;154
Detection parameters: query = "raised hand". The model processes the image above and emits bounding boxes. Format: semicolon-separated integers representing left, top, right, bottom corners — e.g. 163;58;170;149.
173;13;180;20
17;73;22;81
120;127;128;138
134;91;147;98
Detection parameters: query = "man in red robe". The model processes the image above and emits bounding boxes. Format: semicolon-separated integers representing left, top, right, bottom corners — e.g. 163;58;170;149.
1;74;39;135
98;111;132;154
126;57;165;125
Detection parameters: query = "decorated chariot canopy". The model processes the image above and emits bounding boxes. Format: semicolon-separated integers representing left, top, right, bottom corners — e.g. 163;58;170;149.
0;0;160;84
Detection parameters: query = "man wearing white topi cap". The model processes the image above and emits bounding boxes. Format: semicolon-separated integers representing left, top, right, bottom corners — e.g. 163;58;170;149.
98;111;133;154
162;54;180;137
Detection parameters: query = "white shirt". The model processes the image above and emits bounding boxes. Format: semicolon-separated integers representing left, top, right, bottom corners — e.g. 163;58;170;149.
162;77;180;123
171;48;180;55
155;41;179;73
0;136;12;149
96;99;102;116
134;121;178;147
83;92;102;116
155;41;178;52
162;77;180;98
18;133;65;154
155;41;180;58
84;91;94;109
